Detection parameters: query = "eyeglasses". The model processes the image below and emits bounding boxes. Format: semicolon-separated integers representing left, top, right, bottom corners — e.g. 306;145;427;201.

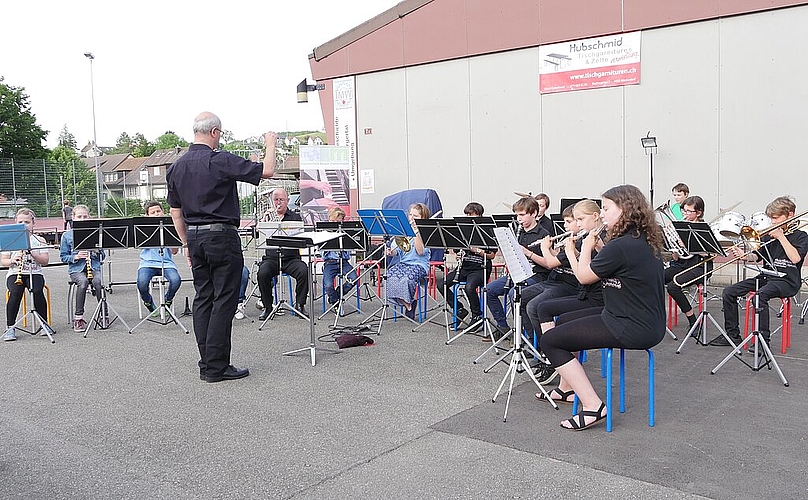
681;209;697;214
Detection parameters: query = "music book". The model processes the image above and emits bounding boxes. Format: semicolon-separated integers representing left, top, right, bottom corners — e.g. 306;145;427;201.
494;226;533;284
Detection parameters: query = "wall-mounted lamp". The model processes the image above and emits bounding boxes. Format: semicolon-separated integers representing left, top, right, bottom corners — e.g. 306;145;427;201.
296;78;326;103
640;131;658;206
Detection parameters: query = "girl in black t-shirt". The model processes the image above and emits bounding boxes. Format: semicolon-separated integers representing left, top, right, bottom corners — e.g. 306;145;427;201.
539;185;666;431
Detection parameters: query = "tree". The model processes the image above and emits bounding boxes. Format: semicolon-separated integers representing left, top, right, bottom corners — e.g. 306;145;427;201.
0;77;48;159
132;132;155;157
47;144;99;214
111;132;134;154
154;131;189;150
58;124;77;149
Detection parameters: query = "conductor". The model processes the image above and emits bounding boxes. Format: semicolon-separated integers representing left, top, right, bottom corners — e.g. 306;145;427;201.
168;111;277;382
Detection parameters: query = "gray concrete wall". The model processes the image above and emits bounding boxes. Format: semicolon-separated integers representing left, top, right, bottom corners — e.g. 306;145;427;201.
354;6;808;220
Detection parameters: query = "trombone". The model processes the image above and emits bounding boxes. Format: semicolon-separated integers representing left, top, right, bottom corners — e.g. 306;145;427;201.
672;210;808;288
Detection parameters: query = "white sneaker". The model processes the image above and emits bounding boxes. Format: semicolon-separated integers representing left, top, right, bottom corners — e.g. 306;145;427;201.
3;327;17;341
235;303;245;320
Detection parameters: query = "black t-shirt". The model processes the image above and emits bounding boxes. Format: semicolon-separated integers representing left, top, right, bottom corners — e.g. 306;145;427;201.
537;215;554;236
62;205;73;220
518;224;551;281
590;230;665;348
756;229;808;293
167;144;263;227
264;211;304;261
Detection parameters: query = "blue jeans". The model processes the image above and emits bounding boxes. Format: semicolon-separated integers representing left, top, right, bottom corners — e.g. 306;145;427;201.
137;267;182;305
486;275;537;327
323;260;357;303
239;265;249;303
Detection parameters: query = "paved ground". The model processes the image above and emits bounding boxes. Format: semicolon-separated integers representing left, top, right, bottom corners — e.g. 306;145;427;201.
1;248;806;499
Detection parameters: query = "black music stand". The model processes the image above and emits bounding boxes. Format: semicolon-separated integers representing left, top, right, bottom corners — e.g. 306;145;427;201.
487;226;557;421
443;216;499;343
264;231;344;366
128;216;188;335
671;221;730;352
0;224;55;342
550;213;565;236
409;218;466;335
314;221;367;325
73;218;132;337
356;209;415;335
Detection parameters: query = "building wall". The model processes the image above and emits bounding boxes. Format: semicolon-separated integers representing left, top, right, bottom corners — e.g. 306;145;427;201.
353;5;808;219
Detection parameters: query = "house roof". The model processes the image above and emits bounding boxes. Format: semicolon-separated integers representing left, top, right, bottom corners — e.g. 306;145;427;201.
82;153;132;174
114;156;148;173
143;147;188;167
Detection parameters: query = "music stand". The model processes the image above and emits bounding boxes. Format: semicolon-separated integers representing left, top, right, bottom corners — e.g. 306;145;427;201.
488;226;557;421
443;216;498;343
264;230;344;366
671;221;730;352
73;218;132;337
314;221;366;324
256;221;306;327
0;224;55;342
408;218;467;334
711;263;789;386
128;216;189;335
550;214;565;236
355;209;414;335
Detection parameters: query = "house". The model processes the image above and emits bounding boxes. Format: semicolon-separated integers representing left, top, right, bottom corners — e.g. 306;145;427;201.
124;147;188;202
80;141;113;158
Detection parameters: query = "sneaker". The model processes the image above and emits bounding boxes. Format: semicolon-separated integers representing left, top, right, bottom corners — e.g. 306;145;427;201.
255;300;265;311
144;301;157;313
235;303;246;320
73;319;87;333
533;362;559;385
3;327;17;341
467;315;483;333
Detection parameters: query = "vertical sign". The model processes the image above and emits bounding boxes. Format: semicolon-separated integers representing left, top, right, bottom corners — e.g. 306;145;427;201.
332;76;358;190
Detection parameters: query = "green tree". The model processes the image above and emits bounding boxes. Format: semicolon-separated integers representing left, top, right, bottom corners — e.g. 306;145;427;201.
47;145;99;214
0;77;48;159
132;132;155;157
57;124;77;150
111;132;133;154
154;131;189;150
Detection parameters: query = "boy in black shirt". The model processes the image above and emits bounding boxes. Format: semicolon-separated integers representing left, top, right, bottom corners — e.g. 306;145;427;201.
717;196;808;346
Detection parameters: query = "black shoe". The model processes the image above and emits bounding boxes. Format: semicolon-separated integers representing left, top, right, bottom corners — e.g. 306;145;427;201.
746;338;770;353
404;307;416;320
456;307;469;322
296;305;308;318
467;316;483;333
205;365;250;383
709;335;741;347
258;310;270;321
533;362;558;385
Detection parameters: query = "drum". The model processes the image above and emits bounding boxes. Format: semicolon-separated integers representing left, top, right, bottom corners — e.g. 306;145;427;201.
710;221;736;248
749;211;771;232
716;211;746;238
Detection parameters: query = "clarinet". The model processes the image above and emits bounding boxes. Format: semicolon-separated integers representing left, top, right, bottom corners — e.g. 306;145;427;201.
452;249;465;284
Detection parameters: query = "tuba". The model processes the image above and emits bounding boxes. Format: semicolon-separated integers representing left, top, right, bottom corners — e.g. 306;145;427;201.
655;201;691;259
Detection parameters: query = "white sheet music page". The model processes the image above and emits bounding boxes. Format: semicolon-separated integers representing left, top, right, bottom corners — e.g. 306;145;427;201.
494;226;533;284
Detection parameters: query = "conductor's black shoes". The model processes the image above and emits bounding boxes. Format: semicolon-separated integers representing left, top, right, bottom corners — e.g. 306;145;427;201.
205;365;250;383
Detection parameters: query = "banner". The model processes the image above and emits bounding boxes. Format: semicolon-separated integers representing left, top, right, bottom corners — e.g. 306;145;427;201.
332;76;358;190
539;32;641;94
298;145;351;225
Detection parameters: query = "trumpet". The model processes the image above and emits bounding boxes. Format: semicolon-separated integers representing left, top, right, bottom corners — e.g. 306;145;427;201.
673;210;808;287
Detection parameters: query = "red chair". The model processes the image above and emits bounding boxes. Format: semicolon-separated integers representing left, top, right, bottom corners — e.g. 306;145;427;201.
743;293;792;354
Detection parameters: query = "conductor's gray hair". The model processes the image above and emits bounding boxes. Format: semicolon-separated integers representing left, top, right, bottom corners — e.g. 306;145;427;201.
193;113;221;134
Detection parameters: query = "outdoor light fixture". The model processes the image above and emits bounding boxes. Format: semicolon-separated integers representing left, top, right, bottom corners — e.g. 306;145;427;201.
641;131;658;206
84;51;103;216
296;78;325;103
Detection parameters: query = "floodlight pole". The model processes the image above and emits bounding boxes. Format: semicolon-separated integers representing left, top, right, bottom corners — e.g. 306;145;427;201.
85;52;103;217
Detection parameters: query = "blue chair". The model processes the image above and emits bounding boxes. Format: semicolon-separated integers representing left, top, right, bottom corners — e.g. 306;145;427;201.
573;348;655;432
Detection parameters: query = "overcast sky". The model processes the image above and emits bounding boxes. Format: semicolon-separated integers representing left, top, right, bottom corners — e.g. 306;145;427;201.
0;0;401;149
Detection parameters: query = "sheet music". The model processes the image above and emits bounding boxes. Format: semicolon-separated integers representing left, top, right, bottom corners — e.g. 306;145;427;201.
494;226;533;284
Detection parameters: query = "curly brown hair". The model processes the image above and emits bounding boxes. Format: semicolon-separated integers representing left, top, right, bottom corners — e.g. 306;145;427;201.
602;185;665;256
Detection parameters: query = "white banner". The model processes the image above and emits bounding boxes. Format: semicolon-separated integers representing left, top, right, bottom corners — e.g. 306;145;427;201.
333;76;358;189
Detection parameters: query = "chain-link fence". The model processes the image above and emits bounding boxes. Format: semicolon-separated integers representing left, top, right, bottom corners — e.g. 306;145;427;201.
0;158;99;219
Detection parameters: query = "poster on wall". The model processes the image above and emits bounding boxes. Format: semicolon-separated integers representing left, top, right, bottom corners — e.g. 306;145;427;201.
299;145;351;225
539;31;641;94
333;76;358;191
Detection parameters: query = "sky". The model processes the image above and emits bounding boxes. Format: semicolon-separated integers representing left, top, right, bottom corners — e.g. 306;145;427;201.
0;0;402;149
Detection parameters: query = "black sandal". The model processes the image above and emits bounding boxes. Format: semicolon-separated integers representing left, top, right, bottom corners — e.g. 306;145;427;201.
535;388;575;404
561;402;607;431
